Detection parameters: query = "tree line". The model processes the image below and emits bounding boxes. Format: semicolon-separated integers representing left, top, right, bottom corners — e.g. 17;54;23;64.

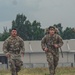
0;14;75;41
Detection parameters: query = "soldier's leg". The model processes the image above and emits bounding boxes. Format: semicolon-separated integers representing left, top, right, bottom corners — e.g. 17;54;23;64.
9;59;16;75
15;59;22;74
46;52;55;75
16;66;21;72
54;55;59;74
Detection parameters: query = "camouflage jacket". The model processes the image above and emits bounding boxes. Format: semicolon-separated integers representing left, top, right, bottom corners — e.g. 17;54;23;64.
3;36;25;59
41;34;63;55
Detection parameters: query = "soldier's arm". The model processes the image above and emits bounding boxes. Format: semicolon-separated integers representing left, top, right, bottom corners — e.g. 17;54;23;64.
41;35;47;50
20;38;25;54
57;35;64;48
3;39;9;54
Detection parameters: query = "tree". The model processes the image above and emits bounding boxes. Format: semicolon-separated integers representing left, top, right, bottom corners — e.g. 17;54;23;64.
12;14;31;40
54;23;63;37
12;14;44;40
62;27;75;40
0;27;10;41
31;20;44;40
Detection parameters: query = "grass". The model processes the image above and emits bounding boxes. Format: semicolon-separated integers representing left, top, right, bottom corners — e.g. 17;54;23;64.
0;67;75;75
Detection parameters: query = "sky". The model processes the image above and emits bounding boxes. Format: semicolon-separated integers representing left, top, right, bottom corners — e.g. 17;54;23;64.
0;0;75;33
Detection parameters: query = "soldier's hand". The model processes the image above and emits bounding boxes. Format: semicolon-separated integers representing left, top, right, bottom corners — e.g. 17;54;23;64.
21;52;24;57
44;47;48;52
21;53;24;57
54;44;59;48
5;53;11;58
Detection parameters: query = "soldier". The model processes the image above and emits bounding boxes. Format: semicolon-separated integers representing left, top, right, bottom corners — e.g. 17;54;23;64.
3;29;25;75
41;26;63;75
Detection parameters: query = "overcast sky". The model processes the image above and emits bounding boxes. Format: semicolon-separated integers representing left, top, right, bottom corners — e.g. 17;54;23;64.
0;0;75;33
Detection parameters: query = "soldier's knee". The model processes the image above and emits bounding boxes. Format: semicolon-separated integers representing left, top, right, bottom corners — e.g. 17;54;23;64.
10;67;16;72
15;59;23;66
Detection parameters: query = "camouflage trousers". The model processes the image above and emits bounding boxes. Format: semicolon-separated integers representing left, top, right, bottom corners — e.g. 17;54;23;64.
46;52;59;75
9;59;23;75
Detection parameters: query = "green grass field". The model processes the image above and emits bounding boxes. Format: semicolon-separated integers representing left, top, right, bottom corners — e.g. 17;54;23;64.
0;67;75;75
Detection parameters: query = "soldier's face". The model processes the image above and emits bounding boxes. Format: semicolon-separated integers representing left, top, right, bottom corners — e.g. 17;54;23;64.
49;29;55;35
11;30;17;37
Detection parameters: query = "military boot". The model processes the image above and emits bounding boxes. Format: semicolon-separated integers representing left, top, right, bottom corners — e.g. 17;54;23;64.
11;72;17;75
12;73;18;75
16;72;18;75
45;74;50;75
50;74;54;75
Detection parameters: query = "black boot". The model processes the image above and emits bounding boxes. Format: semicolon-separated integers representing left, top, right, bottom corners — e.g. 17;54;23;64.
16;72;18;75
50;74;54;75
45;74;50;75
11;71;17;75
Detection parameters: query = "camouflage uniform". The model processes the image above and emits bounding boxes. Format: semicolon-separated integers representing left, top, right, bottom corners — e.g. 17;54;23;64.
3;36;25;75
45;28;49;35
41;34;63;75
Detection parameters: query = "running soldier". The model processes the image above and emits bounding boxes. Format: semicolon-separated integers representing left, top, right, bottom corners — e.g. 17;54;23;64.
3;29;25;75
41;26;63;75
